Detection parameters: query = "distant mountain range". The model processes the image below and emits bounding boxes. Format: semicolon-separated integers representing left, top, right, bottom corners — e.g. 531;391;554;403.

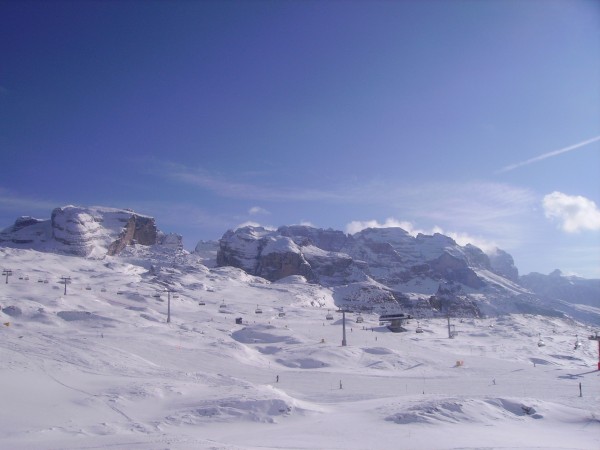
1;205;598;324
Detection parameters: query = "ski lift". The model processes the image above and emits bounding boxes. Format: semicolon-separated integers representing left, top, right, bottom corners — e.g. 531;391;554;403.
356;314;364;323
416;321;424;333
326;310;334;320
574;335;582;349
537;333;545;347
255;305;263;314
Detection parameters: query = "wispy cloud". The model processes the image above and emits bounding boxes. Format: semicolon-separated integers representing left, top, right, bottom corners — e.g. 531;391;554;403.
248;206;270;216
0;188;57;215
497;135;600;173
158;161;536;227
543;191;600;233
160;162;345;202
371;181;537;242
156;161;537;248
439;229;499;253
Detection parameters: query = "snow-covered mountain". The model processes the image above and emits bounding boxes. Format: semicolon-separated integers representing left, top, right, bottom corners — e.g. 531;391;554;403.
217;225;512;287
0;205;182;258
520;270;600;324
216;225;567;320
1;206;597;324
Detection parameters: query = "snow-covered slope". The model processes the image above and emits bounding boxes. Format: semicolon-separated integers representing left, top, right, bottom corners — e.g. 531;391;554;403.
0;246;598;450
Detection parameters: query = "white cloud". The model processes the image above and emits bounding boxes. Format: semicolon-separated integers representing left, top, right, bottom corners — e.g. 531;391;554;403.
346;218;498;254
442;230;498;253
543;192;600;233
248;206;270;216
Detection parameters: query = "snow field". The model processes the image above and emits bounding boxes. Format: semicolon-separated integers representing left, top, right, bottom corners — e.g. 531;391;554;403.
0;248;598;449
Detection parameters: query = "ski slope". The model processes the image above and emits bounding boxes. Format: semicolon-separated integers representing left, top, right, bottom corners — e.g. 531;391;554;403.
0;248;598;449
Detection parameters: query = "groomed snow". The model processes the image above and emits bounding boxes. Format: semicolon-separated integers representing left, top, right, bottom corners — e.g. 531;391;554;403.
0;247;598;449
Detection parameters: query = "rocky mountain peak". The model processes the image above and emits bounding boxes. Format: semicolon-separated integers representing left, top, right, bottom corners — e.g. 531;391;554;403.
0;205;179;258
216;224;536;317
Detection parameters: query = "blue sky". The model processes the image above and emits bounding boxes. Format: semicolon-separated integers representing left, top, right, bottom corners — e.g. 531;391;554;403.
1;0;599;277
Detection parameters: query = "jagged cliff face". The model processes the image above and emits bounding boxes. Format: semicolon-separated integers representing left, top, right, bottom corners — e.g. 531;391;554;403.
216;225;510;287
216;225;530;317
489;249;519;282
278;225;348;252
106;214;158;256
341;229;490;290
217;228;317;282
0;205;178;258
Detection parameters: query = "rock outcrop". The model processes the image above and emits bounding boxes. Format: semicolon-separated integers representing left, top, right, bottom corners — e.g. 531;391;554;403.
0;205;173;257
107;214;158;256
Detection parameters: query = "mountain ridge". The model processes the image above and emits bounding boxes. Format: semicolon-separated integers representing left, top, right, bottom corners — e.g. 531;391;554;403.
1;205;597;324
